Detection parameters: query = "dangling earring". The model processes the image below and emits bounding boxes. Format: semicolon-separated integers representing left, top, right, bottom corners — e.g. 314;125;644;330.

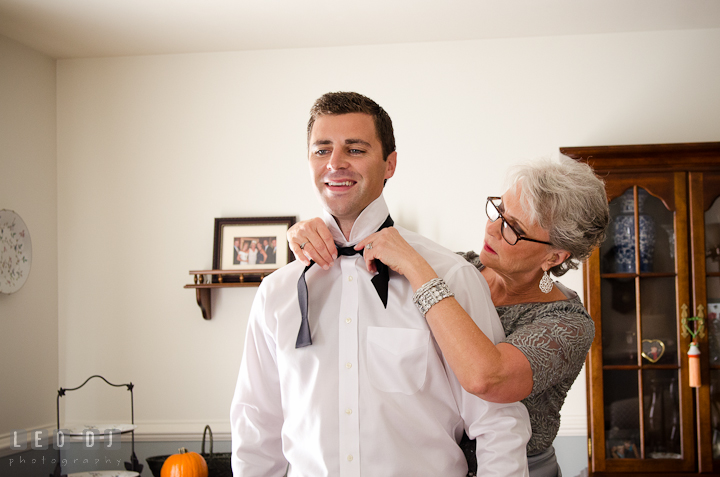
539;270;553;294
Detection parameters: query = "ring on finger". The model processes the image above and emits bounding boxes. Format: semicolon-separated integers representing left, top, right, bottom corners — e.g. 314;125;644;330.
299;241;309;250
365;243;373;250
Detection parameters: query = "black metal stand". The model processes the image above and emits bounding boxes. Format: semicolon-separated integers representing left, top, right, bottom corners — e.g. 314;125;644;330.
51;375;143;477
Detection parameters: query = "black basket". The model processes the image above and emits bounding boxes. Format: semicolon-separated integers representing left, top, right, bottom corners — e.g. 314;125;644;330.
145;454;170;477
146;425;231;477
201;425;232;477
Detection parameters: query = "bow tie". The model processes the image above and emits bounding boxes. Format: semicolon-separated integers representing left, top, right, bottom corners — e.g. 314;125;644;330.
296;215;394;348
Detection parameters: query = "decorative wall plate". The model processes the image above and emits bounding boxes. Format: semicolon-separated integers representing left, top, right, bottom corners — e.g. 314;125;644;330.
0;209;32;294
641;339;665;363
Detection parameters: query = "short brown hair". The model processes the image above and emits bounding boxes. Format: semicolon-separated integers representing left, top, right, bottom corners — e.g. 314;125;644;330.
307;92;396;161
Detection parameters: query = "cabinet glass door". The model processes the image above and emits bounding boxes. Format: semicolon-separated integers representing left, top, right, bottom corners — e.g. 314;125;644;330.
697;172;720;472
594;178;694;473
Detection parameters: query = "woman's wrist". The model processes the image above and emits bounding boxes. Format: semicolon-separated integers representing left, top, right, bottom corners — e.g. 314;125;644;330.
408;271;439;291
412;278;455;317
397;250;438;292
404;258;439;291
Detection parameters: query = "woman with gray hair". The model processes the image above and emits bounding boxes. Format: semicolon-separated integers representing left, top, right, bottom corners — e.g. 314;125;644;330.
288;156;609;477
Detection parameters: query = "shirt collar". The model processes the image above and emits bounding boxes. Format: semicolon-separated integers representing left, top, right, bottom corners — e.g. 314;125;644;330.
322;195;390;247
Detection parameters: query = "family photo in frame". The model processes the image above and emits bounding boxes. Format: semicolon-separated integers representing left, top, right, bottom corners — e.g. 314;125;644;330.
212;216;296;283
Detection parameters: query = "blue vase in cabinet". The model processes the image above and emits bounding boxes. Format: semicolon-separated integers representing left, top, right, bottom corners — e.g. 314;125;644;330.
613;189;656;273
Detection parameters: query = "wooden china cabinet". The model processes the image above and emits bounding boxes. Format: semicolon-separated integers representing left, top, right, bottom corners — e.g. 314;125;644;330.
561;142;720;476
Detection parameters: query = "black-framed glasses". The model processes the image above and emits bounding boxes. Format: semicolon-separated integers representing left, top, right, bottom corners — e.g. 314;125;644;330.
485;197;553;246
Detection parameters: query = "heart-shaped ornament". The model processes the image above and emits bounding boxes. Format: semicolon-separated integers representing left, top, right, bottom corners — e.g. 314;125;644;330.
641;339;665;363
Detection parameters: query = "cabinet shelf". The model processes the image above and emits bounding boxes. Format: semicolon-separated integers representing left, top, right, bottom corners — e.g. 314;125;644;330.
602;364;680;370
184;269;274;320
599;272;676;279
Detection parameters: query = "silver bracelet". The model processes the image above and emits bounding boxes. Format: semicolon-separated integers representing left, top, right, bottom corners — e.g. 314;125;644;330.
412;278;454;317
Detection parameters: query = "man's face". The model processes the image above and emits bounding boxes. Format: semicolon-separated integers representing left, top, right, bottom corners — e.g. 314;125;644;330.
271;239;276;247
308;113;396;228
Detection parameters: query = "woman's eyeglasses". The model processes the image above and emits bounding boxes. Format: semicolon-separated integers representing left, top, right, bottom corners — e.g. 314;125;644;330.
485;197;553;246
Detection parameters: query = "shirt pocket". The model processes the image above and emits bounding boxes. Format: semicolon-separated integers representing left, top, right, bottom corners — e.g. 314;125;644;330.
367;327;430;395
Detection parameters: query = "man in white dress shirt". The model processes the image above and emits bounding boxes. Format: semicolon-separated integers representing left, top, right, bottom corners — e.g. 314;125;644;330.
230;92;530;476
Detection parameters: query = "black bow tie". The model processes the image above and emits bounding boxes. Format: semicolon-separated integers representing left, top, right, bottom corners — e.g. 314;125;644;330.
296;215;394;348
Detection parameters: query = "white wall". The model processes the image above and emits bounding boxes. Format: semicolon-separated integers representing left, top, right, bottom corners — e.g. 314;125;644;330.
0;35;57;448
53;28;720;440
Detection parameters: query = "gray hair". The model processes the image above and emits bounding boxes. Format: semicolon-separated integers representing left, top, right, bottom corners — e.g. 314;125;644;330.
509;155;609;277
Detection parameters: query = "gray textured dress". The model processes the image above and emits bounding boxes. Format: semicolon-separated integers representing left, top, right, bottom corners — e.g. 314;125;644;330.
460;251;595;477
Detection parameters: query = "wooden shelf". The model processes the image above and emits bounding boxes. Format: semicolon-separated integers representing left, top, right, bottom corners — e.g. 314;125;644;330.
184;269;275;320
186;283;265;288
599;272;676;279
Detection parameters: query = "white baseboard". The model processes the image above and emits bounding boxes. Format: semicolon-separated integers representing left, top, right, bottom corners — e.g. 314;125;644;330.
557;414;587;437
0;420;230;457
1;416;584;457
130;420;230;442
0;423;56;458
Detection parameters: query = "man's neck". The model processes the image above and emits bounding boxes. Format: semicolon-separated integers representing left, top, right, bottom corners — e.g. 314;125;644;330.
327;195;387;243
334;216;357;241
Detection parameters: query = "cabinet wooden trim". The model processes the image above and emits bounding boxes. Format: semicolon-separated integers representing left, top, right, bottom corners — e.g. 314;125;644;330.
561;142;720;173
673;172;696;472
689;171;718;473
585;249;606;472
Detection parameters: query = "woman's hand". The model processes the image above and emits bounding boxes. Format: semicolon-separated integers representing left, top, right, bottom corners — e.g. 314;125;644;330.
287;220;437;290
356;228;437;290
287;218;337;269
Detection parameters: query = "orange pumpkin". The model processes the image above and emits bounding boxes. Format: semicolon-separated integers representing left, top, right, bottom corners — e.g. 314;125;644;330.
160;447;208;477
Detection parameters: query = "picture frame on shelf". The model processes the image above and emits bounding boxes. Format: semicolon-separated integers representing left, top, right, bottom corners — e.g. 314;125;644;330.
607;436;640;459
212;216;296;283
640;338;665;363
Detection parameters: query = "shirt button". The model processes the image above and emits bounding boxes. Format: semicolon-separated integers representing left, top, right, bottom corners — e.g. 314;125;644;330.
348;276;353;282
345;408;352;415
345;362;352;369
345;318;352;324
347;455;353;462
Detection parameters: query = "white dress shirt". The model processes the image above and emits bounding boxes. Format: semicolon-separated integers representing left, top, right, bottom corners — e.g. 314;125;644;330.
231;195;530;477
